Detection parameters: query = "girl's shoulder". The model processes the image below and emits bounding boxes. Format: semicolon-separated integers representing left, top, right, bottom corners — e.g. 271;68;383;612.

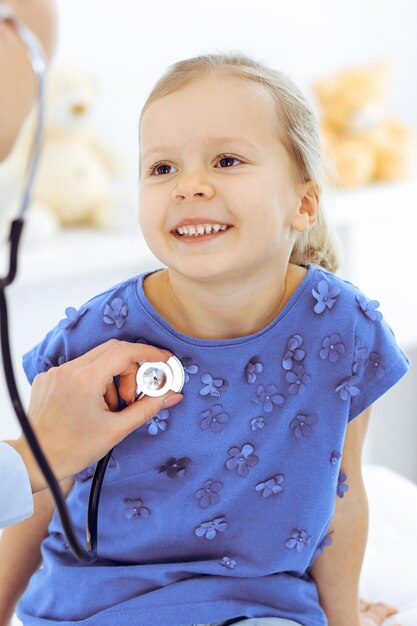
308;264;378;314
22;275;145;384
305;263;400;345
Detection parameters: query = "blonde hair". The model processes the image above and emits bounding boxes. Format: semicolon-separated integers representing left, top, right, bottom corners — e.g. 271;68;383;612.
139;51;340;273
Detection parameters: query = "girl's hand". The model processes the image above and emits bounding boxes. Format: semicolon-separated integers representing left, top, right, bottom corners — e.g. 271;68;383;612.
359;598;402;626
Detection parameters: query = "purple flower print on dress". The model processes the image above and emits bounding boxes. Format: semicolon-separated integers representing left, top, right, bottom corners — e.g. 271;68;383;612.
286;364;310;395
353;336;369;374
194;516;228;540
365;352;386;380
74;465;95;482
75;456;116;481
134;337;149;345
50;531;70;551
103;297;128;329
282;334;305;371
252;384;284;412
220;556;237;569
255;474;285;498
286;529;312;552
312;280;340;314
181;357;199;383
37;354;54;372
356;295;383;322
250;416;265;431
225;443;259;477
199;372;228;398
200;404;230;433
58;306;88;330
316;530;334;555
335;375;360;400
320;334;346;363
195;479;223;508
337;471;349;497
124;497;150;519
108;455;117;469
290;413;317;439
158;456;191;478
245;357;264;384
330;450;342;466
147;409;169;436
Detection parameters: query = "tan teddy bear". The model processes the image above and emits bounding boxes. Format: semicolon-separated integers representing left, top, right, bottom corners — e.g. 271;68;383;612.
0;66;127;244
312;60;417;188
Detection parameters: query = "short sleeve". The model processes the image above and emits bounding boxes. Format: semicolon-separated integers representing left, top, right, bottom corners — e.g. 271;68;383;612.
22;325;68;385
347;294;410;423
21;278;136;385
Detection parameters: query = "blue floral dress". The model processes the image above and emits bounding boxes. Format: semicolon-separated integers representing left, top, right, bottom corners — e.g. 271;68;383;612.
17;264;410;626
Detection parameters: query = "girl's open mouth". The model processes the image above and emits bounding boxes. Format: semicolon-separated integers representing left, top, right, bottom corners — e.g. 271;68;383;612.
171;225;233;243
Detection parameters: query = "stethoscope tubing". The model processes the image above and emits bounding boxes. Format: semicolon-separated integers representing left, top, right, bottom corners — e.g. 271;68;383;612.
0;4;186;562
0;3;96;562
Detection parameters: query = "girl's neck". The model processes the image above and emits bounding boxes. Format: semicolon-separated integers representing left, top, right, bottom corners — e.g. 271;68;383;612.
143;262;307;341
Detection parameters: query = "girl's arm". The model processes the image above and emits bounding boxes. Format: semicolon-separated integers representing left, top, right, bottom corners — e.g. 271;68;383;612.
310;406;372;626
311;489;368;626
0;478;73;626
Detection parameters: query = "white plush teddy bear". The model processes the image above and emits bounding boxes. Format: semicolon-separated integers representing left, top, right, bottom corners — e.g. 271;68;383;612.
0;66;127;244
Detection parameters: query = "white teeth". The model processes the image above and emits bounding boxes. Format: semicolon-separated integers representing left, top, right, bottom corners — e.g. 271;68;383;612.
176;223;229;236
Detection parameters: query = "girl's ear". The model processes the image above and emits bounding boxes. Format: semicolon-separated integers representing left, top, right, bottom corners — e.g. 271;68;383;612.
291;182;320;233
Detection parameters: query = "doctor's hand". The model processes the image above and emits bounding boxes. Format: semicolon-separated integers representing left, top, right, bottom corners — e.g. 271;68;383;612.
5;340;184;492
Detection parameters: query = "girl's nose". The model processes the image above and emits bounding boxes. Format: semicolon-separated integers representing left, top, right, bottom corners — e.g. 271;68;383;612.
172;173;215;202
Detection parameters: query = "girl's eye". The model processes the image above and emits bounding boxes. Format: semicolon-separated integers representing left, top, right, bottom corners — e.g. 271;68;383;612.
146;154;242;177
216;154;242;169
147;162;176;176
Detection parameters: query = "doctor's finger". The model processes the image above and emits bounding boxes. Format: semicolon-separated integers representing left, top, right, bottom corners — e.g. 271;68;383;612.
63;339;172;371
117;367;140;404
106;391;184;441
79;342;172;389
103;380;119;411
94;342;172;390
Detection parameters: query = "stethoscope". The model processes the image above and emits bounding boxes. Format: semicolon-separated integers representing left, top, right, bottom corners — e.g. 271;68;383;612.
0;3;185;563
87;356;185;556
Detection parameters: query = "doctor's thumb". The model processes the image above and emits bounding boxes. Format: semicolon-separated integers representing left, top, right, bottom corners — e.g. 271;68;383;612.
162;391;184;409
114;390;184;436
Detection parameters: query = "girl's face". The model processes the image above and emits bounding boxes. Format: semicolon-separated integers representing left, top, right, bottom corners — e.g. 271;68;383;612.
139;74;305;283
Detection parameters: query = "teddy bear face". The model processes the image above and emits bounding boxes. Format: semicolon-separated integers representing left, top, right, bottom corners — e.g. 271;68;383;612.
313;61;391;134
47;67;98;131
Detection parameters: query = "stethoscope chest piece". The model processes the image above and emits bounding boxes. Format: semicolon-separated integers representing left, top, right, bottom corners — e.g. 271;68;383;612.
135;355;185;399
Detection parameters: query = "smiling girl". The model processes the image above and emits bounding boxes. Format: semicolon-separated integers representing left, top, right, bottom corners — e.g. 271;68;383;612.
0;52;408;626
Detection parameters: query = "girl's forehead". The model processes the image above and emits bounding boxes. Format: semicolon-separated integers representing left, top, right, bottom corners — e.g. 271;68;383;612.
140;75;279;153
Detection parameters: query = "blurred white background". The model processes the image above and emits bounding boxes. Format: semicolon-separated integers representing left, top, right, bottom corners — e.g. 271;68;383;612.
52;0;417;208
1;0;416;484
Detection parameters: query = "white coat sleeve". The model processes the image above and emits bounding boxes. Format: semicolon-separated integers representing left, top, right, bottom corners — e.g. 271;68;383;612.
0;441;34;529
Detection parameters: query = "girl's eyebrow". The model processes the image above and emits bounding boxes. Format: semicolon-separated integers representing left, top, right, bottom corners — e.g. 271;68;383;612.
142;137;257;159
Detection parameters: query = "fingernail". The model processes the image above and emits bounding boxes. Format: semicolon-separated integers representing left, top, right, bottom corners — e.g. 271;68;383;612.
163;393;183;408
